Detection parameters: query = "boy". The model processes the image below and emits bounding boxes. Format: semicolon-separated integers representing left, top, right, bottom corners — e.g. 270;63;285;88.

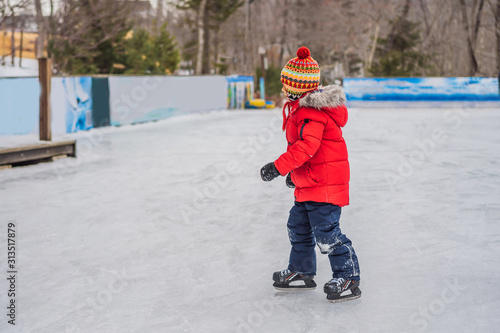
260;47;361;303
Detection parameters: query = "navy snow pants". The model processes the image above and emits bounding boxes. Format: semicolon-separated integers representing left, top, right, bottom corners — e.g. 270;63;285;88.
287;201;360;280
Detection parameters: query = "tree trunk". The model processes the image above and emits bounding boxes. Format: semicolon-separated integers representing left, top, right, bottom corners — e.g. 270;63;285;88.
418;0;430;36
459;0;479;75
248;0;254;74
244;0;250;74
367;24;380;70
213;26;220;71
156;0;164;35
472;0;485;44
34;0;45;58
196;0;208;75
47;0;54;58
10;14;14;66
202;2;210;74
19;22;23;67
279;0;288;65
497;0;500;73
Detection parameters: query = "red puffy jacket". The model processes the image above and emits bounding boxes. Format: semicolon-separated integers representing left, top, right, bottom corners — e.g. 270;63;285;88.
274;85;350;207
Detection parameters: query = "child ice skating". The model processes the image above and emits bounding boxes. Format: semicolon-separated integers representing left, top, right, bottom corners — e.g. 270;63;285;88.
260;46;361;303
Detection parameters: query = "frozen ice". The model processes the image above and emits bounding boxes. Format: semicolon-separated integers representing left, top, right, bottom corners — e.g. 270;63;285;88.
0;107;499;332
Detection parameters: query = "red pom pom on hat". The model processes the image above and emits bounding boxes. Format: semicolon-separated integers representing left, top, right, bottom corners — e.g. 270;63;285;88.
296;46;311;59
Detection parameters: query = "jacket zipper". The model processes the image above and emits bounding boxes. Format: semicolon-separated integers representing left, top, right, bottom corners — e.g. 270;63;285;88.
299;119;310;140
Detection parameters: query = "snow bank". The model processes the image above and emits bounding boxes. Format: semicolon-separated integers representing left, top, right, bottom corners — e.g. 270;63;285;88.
0;57;38;77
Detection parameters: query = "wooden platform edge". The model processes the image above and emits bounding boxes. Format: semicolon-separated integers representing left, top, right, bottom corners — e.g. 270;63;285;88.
0;140;77;167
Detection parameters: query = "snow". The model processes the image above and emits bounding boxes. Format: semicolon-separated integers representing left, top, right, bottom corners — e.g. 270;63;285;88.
0;134;41;149
0;107;499;332
0;57;38;77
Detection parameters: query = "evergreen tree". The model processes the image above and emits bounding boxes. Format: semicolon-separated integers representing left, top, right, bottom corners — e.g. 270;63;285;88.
118;24;180;75
153;24;181;74
119;29;154;74
255;65;282;97
369;18;432;77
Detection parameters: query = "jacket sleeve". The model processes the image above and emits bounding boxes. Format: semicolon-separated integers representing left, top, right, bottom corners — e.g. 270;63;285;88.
274;111;326;175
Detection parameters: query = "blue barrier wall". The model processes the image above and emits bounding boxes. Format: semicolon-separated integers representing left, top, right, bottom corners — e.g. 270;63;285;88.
51;77;94;134
108;76;228;126
0;78;39;135
0;75;228;135
344;77;500;101
2;76;499;136
0;77;94;135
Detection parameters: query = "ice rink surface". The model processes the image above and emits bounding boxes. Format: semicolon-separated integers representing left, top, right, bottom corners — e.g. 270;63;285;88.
0;106;499;332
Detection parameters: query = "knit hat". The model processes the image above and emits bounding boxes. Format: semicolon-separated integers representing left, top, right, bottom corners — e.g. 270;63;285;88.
281;46;320;95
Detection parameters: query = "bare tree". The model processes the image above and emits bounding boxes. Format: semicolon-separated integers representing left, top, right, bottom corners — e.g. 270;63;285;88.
491;0;500;72
383;0;412;53
48;0;133;74
0;0;9;26
0;0;29;65
195;0;207;74
0;0;28;27
169;0;497;77
34;0;45;58
9;5;13;65
156;0;165;34
18;12;23;66
459;0;486;75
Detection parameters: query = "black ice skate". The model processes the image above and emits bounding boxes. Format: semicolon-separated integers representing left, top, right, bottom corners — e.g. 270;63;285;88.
323;278;361;303
273;269;316;291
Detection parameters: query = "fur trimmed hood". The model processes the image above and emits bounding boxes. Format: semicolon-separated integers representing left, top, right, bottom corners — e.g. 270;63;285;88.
299;85;347;109
298;85;348;127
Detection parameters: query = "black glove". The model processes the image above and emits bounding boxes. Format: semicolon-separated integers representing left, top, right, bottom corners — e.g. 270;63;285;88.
286;173;295;188
260;162;280;181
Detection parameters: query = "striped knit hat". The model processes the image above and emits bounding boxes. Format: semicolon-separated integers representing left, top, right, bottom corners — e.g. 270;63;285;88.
281;46;320;95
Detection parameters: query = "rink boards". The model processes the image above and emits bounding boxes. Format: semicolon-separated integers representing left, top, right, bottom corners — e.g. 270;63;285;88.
0;76;499;136
344;77;500;101
0;76;228;135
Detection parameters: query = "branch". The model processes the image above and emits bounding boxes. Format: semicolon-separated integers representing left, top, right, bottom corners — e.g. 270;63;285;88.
418;0;430;36
472;0;485;44
486;0;498;21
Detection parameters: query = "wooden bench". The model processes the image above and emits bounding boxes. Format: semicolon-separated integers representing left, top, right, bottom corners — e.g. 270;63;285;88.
0;141;77;168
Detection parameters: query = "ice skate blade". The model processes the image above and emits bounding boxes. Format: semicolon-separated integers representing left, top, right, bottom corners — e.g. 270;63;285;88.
273;279;316;291
327;288;362;303
274;286;316;292
327;294;361;303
